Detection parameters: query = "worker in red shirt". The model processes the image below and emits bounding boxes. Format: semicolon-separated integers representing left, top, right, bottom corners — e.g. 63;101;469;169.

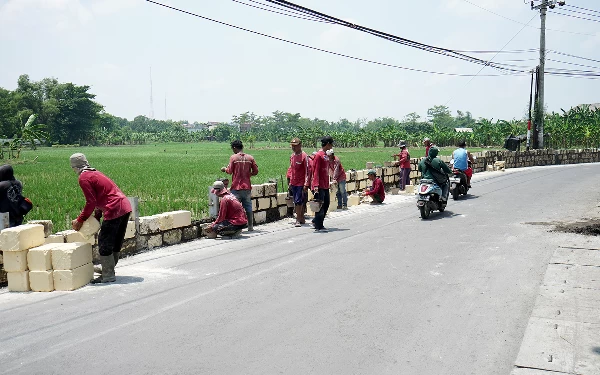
363;170;385;203
70;153;132;284
423;138;435;157
311;136;334;232
206;180;248;237
221;140;258;231
326;149;347;210
286;138;310;227
392;141;412;190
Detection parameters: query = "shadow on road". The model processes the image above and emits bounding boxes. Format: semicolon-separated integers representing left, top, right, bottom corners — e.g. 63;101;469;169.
419;211;461;221
453;194;479;201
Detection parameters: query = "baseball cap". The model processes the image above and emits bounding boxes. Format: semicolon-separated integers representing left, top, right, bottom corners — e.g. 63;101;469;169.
290;137;301;146
211;180;227;195
367;170;376;176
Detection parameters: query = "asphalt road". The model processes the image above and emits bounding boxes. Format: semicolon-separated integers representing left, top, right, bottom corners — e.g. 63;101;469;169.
1;163;598;375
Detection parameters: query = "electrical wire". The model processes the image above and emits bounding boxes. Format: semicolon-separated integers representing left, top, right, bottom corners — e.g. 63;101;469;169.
564;4;600;15
144;0;526;77
232;0;333;24
551;9;600;24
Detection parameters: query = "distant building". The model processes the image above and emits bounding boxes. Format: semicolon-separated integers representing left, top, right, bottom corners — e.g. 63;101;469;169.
239;122;253;132
454;128;473;133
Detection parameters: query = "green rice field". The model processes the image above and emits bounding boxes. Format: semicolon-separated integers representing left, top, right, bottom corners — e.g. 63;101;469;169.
11;142;465;232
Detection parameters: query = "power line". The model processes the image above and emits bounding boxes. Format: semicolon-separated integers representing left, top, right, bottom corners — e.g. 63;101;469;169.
144;0;525;77
232;0;333;24
551;9;600;23
564;4;600;15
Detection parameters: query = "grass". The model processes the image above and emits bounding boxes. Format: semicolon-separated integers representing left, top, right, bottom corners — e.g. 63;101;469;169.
11;142;479;232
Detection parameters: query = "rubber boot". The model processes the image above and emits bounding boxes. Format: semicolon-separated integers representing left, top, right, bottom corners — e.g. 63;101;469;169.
93;264;102;274
247;209;254;231
94;252;119;274
113;251;120;266
91;255;116;284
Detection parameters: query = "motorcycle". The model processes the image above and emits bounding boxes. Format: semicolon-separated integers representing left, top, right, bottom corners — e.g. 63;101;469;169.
449;169;469;200
416;179;448;219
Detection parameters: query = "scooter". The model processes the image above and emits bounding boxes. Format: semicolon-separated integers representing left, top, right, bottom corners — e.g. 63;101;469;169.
449;169;469;200
416;179;448;219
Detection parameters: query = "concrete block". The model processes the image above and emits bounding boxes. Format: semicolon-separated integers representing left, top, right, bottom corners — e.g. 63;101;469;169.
51;243;93;270
27;244;56;271
182;225;199;241
124;220;136;239
254;211;267;224
276;192;288;206
199;224;211;237
141;234;163;249
252;199;258;211
7;271;30;292
139;216;160;235
390;187;400;195
347;195;361;207
3;250;28;272
270;197;278;208
57;230;94;245
487;165;494;172
258;197;271;210
163;228;182;246
121;238;137;254
251;184;264;198
27;220;53;238
346;182;356;192
358;180;367;189
154;213;174;231
79;217;100;239
0;224;45;252
263;183;277;196
404;185;415;194
278;206;288;218
53;263;93;291
356;170;365;180
45;234;64;244
29;270;54;292
164;210;191;228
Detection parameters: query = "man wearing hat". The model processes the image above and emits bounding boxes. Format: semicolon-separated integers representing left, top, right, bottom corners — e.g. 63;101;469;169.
286;138;310;227
70;153;132;284
207;180;248;237
311;136;334;232
423;138;435;157
326;148;347;210
362;170;385;204
392;141;411;190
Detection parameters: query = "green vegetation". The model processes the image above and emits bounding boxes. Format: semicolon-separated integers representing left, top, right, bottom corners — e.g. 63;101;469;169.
15;142;469;232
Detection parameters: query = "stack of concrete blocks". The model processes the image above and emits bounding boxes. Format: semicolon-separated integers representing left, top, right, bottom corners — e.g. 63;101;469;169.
0;224;45;291
251;183;284;225
136;210;193;250
49;243;94;291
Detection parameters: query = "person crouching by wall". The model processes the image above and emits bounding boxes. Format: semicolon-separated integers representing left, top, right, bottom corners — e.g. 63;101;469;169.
363;170;385;204
70;153;132;284
206;180;248;238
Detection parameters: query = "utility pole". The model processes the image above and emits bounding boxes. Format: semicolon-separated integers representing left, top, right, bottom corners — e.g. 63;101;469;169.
530;0;565;148
149;67;155;120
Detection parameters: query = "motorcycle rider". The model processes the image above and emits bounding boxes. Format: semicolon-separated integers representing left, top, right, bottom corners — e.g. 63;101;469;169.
418;146;452;200
452;140;475;188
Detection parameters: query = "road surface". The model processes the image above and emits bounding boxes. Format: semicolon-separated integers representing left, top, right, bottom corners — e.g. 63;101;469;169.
1;163;598;375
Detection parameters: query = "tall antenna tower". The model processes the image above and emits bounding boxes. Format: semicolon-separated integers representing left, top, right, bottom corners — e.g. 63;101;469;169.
149;67;155;119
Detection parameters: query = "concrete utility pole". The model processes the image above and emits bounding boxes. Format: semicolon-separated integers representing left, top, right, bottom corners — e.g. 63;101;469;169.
530;0;565;148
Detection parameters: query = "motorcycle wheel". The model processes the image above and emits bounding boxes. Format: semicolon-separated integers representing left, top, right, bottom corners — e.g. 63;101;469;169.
452;188;459;200
419;205;431;219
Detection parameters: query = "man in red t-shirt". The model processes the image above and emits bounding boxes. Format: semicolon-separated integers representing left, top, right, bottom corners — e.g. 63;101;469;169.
326;149;347;210
206;180;248;237
70;153;132;284
221;140;258;231
286;138;310;227
392;141;411;190
363;170;385;203
423;138;435;157
311;136;334;232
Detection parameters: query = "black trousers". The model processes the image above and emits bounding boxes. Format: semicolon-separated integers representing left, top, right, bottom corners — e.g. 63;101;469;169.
98;212;131;256
312;188;330;230
214;220;247;235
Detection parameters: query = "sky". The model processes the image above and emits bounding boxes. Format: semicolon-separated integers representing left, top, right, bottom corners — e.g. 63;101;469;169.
1;0;599;124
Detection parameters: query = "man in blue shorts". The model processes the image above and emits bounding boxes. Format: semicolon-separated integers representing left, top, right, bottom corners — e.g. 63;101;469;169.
286;138;311;227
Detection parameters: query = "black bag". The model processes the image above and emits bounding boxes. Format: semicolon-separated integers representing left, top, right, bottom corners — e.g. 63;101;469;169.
424;158;449;185
18;196;33;216
7;182;32;216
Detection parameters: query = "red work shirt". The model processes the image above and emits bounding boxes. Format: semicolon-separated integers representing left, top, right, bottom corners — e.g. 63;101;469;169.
397;149;411;169
365;177;385;201
225;152;258;191
212;193;248;227
76;170;132;223
329;156;346;182
286;151;311;187
311;150;330;190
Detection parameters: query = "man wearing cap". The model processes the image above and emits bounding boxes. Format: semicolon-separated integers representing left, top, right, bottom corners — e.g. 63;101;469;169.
311;136;334;232
207;180;248;237
70;153;132;284
221;140;258;231
363;170;385;204
418;146;452;200
326;148;347;210
392;141;411;190
286;138;310;227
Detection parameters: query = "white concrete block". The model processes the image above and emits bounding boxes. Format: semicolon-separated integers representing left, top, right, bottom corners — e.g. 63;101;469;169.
124;220;136;239
51;243;93;270
3;250;28;272
271;197;278;208
164;210;191;228
29;270;54;292
57;230;94;245
53;263;93;291
276;192;288;206
27;244;56;271
251;184;264;198
356;170;366;180
154;213;173;231
7;271;30;292
0;224;45;252
278;206;288;218
27;220;53;237
258;197;271;211
79;217;100;239
263;183;277;196
147;234;163;249
346;182;356;192
254;211;267;224
139;216;160;235
348;195;361;207
252;199;258;212
45;234;64;244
